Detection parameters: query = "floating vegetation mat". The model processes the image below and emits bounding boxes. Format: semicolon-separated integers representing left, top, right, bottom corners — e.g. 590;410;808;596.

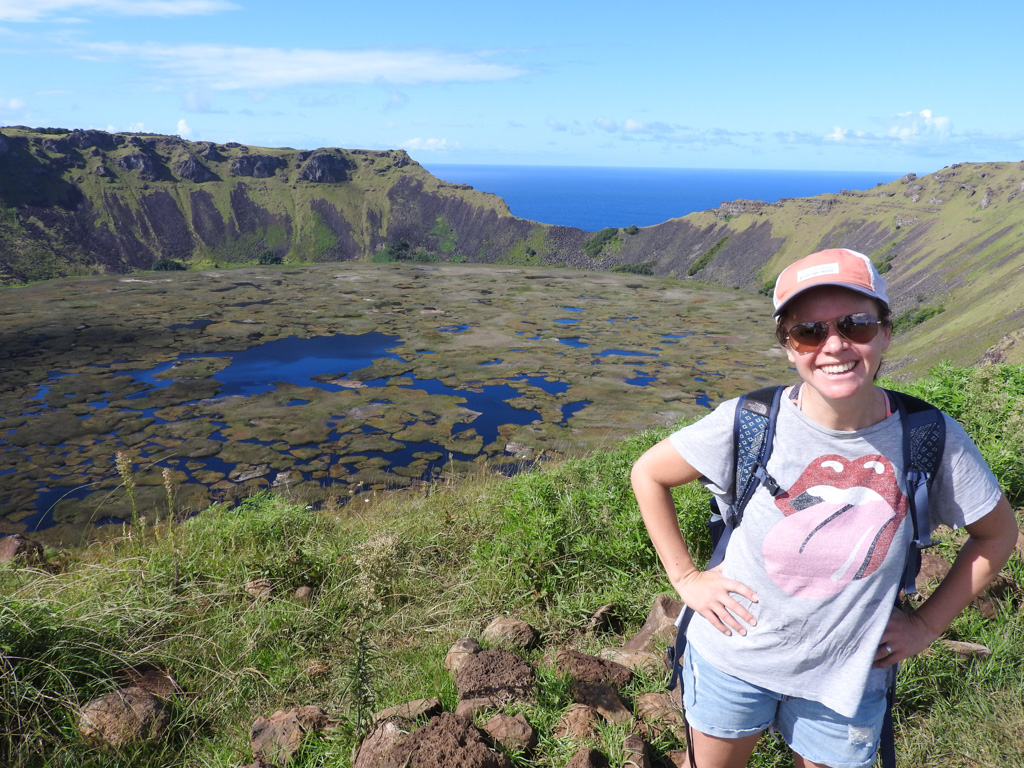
0;263;793;545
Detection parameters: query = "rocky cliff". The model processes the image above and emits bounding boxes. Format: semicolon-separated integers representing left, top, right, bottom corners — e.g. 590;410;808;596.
0;126;589;282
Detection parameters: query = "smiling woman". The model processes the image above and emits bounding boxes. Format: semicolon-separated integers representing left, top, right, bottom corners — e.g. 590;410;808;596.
631;248;1017;768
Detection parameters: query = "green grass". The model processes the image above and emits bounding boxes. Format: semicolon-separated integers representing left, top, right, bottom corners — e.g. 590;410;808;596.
1;363;1022;767
687;235;729;277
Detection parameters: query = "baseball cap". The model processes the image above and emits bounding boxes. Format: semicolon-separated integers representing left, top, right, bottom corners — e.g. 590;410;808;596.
772;248;888;317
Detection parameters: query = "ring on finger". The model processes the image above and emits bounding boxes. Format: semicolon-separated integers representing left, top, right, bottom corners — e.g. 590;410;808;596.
884;643;893;655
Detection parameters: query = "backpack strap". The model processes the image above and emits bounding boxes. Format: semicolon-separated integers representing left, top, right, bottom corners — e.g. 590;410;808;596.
730;385;786;526
879;390;945;768
667;386;785;692
889;390;946;596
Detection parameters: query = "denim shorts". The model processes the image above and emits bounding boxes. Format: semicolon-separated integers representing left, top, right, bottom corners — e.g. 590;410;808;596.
681;643;886;768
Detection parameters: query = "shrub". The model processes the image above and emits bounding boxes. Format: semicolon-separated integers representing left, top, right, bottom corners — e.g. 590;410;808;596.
611;261;655;275
257;250;283;265
581;228;620;259
687;236;729;277
153;259;185;271
892;305;945;334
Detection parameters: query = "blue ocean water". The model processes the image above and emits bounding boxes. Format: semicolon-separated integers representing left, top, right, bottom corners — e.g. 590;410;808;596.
423;165;902;232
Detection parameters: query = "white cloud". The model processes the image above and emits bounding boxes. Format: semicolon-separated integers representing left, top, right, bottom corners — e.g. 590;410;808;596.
887;109;951;142
77;42;527;89
127;121;145;131
400;137;457;152
825;125;848;143
594;117;617;132
0;0;239;23
176;118;192;138
546;117;567;132
0;96;27;110
819;109;953;148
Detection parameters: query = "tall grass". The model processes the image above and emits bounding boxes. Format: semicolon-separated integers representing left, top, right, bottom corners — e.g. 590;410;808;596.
1;364;1021;767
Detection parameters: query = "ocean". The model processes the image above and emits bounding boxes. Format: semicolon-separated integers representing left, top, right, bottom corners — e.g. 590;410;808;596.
422;165;903;232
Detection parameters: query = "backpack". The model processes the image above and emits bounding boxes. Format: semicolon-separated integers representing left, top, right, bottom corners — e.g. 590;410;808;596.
665;385;946;768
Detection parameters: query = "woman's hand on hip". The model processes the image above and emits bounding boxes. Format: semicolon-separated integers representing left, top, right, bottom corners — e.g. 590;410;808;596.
674;566;759;637
873;607;936;668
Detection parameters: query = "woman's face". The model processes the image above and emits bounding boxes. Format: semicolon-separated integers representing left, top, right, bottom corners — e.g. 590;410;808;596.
781;286;891;403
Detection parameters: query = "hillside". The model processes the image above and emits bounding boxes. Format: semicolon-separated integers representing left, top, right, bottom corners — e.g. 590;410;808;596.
0;126;587;282
2;127;1023;375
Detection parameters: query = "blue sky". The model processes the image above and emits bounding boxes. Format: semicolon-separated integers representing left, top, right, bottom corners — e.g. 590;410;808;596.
2;0;1022;173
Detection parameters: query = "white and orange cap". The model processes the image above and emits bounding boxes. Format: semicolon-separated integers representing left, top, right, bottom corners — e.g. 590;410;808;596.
772;248;888;317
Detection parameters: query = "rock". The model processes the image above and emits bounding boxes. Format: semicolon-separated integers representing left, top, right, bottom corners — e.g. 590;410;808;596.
566;747;610;768
455;697;498;720
622;594;683;653
354;719;407;768
198;143;226;162
596;648;664;676
373;698;443;724
231;154;287;178
0;534;45;565
971;571;1019;619
445;637;482;674
43;137;70;153
587;604;623;635
250;705;329;767
553;703;599;741
78;686;169;748
455;648;536;707
571;681;633;725
68;129;118;150
916;551;951;593
381;712;511;768
117;152;162;181
298;153;354;183
482;712;536;754
633;691;684;741
272;471;302;488
938;639;992;659
294;585;314;603
114;663;181;700
622;734;650;768
503;441;533;458
231;464;270;482
555;649;633;688
303;661;330;677
246;578;273;598
481;616;538;650
174;154;217;183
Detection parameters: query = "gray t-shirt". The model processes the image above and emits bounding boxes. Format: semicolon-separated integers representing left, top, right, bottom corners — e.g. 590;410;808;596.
669;391;1003;718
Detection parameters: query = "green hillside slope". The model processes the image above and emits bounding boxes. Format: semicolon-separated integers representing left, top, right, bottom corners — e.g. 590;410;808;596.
2;127;1022;375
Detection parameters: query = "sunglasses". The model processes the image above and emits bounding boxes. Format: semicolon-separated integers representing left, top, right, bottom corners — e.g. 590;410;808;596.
785;312;883;354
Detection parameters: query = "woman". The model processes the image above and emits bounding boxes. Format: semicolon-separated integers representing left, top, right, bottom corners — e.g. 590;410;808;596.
631;248;1016;768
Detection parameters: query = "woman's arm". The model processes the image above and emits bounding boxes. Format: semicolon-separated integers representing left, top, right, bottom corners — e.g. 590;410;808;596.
874;493;1018;667
631;438;759;636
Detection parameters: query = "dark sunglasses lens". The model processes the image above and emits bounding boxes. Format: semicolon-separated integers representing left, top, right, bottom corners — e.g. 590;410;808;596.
788;322;827;351
836;314;880;343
